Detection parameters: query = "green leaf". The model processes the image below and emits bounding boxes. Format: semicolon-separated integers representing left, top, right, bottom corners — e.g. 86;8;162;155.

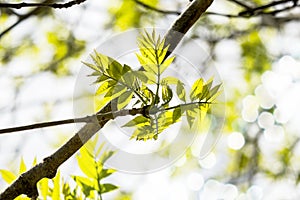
99;151;115;164
172;107;182;122
161;76;180;85
77;148;97;179
0;169;16;184
121;71;136;86
101;183;118;194
96;80;117;95
130;125;155;141
136;30;176;86
186;109;198;128
176;81;186;102
82;61;99;72
99;169;116;179
39;178;49;200
136;53;157;74
117;91;134;110
94;51;109;71
95;96;113;111
107;59;123;79
52;171;60;200
19;157;26;174
73;176;95;197
104;85;127;99
207;83;222;101
133;71;156;84
158;41;169;63
198;78;213;101
160;56;175;73
190;78;203;101
162;85;173;105
123;116;150;127
140;85;155;104
122;64;132;74
95;74;109;83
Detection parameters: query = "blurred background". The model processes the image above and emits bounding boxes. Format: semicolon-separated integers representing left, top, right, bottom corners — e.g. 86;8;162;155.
1;0;300;199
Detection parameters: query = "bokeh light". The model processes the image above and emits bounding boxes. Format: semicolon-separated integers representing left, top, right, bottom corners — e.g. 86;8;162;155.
198;152;216;169
187;172;204;191
227;132;245;150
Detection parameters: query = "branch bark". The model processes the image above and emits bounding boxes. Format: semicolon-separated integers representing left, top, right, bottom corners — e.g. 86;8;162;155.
0;0;87;9
0;0;214;199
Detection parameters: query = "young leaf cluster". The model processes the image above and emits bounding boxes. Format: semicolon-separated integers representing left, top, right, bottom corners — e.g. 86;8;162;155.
72;140;117;199
0;138;118;200
84;30;222;141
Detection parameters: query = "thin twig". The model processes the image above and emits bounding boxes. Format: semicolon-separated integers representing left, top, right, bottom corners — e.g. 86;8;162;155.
205;11;242;18
0;100;213;134
239;0;296;16
0;0;51;39
226;0;253;9
0;0;87;9
0;107;146;135
134;0;181;15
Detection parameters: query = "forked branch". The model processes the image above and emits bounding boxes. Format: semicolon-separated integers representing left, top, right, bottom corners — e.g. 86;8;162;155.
0;0;214;199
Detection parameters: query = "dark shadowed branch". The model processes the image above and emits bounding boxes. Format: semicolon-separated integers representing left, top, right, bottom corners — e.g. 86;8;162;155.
134;0;181;15
0;0;87;9
0;0;87;39
134;0;300;20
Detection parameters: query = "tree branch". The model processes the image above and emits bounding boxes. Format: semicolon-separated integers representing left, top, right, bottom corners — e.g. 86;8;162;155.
0;108;146;135
226;0;252;9
0;0;87;9
133;0;299;21
0;0;214;198
0;101;212;134
134;0;180;15
0;0;51;39
238;0;297;16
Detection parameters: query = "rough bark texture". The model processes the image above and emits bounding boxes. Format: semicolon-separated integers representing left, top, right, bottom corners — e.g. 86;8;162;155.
0;0;214;199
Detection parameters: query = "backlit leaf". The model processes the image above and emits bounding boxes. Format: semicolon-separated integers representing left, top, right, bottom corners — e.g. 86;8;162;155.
19;157;26;174
190;78;203;101
123;116;150;127
52;171;60;200
0;169;16;184
101;183;118;194
77;148;97;179
160;56;175;73
172;107;182;122
162;85;173;105
176;81;186;102
117;91;134;110
96;80;117;95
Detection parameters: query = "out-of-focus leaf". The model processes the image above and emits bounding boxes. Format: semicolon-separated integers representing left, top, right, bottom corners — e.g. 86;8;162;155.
39;178;49;200
117;91;134;110
101;183;118;194
19;157;26;174
123;116;150;127
77;148;97;179
72;176;95;198
52;171;60;200
241;31;271;82
176;81;186;102
0;169;16;184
